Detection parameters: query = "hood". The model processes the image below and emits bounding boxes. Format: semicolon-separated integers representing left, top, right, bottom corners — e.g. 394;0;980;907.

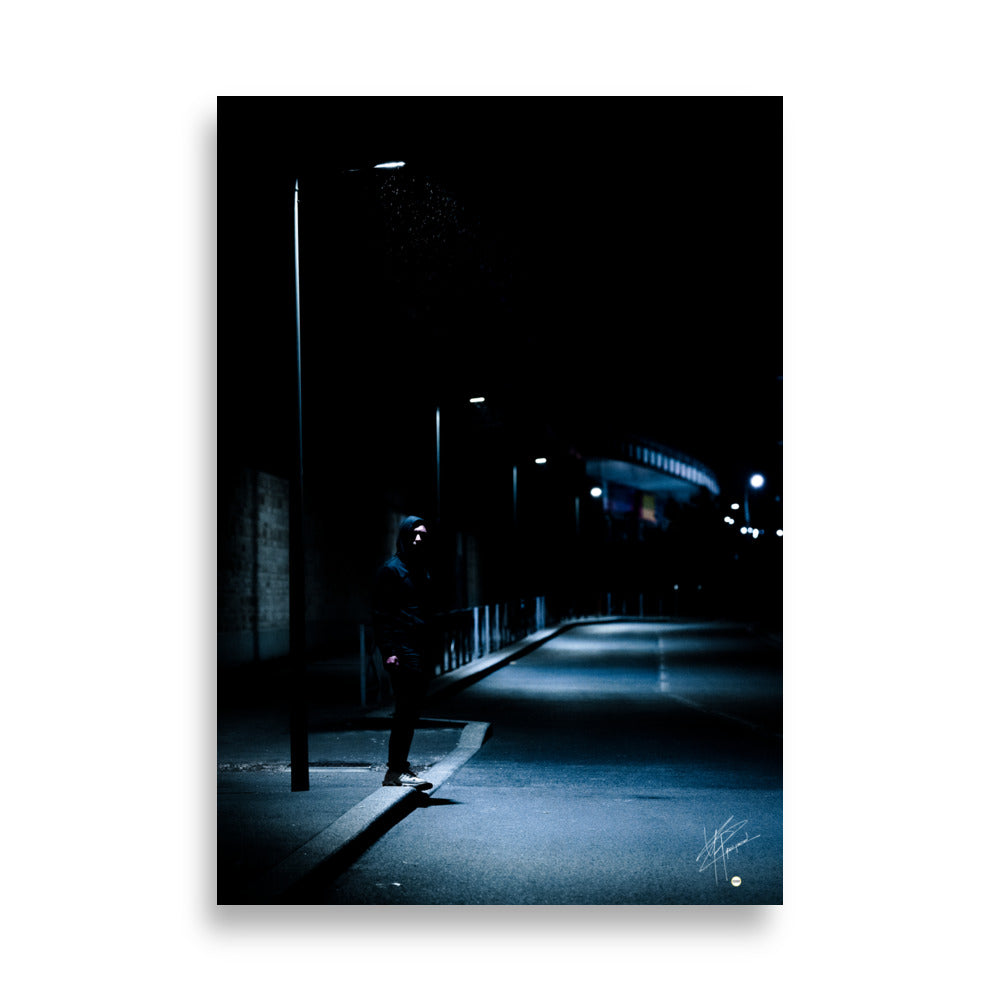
395;515;427;562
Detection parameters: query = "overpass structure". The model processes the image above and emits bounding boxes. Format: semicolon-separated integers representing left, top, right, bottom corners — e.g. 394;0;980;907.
586;436;719;528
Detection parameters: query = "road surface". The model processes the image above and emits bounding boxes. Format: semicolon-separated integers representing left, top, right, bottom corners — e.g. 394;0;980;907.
309;620;782;904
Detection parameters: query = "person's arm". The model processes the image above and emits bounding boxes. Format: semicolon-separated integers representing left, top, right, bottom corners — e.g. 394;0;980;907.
372;565;401;666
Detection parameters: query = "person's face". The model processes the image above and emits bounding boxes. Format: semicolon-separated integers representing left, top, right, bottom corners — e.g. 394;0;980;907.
412;524;428;551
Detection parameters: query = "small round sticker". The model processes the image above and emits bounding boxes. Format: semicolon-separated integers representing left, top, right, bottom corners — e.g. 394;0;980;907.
731;876;742;887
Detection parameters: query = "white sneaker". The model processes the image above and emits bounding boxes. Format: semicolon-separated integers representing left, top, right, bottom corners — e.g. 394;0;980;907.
383;769;433;790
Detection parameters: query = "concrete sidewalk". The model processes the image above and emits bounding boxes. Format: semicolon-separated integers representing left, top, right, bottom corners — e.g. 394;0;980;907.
218;625;570;904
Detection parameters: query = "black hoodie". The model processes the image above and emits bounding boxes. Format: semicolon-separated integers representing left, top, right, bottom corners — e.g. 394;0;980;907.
372;516;432;672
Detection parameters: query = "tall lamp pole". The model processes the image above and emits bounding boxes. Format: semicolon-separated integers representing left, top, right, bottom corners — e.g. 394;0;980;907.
435;405;442;525
288;164;407;792
289;179;309;791
436;396;486;525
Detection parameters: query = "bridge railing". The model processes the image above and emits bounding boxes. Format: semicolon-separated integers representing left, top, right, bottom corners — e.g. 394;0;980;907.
359;596;550;705
358;589;721;704
432;596;548;676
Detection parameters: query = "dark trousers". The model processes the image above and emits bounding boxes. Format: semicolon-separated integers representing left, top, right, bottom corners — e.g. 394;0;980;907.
387;668;429;772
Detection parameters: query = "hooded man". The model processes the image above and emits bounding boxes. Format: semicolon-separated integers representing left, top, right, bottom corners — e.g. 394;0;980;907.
373;515;435;789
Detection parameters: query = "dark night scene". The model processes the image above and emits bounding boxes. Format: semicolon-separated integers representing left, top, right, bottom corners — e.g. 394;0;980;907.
217;97;783;905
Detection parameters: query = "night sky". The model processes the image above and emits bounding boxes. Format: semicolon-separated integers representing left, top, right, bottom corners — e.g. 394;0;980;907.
219;98;781;504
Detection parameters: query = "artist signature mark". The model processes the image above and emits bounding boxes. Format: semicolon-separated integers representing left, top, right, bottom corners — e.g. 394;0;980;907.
697;816;760;884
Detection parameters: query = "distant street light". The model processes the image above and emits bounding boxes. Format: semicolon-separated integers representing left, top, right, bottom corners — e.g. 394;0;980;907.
744;472;765;526
590;487;603;498
436;395;490;525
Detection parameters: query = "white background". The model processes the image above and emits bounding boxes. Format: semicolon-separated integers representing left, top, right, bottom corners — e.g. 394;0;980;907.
3;3;997;995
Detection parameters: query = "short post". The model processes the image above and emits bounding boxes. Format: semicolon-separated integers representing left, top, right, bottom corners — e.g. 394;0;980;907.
359;623;367;707
473;606;480;660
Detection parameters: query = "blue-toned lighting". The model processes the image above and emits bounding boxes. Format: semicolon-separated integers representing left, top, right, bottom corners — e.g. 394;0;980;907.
750;474;765;489
374;161;406;169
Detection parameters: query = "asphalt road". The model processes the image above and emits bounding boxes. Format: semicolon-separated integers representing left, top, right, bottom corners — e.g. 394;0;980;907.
308;620;782;904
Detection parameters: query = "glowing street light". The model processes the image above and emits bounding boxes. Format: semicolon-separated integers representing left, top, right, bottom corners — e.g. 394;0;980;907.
744;472;765;526
345;161;407;174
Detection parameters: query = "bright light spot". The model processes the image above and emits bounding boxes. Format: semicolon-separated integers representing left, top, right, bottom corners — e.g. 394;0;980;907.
740;527;748;535
750;474;765;489
731;503;740;510
374;161;406;169
752;528;759;539
469;396;486;404
724;516;735;525
590;487;603;498
535;457;547;465
777;529;784;537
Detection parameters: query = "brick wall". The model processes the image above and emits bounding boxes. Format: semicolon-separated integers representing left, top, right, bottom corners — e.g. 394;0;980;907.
218;468;494;666
218;468;290;664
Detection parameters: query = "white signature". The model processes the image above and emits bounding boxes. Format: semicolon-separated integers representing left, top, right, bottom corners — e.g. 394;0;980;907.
696;816;760;884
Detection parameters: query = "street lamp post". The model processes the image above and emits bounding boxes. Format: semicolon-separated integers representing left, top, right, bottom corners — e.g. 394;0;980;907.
289;179;308;791
437;395;493;499
435;396;485;525
744;472;765;528
512;462;517;528
435;395;491;611
288;162;407;793
435;405;442;525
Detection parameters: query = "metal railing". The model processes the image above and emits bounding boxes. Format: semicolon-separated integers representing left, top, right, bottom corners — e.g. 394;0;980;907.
357;589;722;705
359;596;549;705
434;596;548;676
